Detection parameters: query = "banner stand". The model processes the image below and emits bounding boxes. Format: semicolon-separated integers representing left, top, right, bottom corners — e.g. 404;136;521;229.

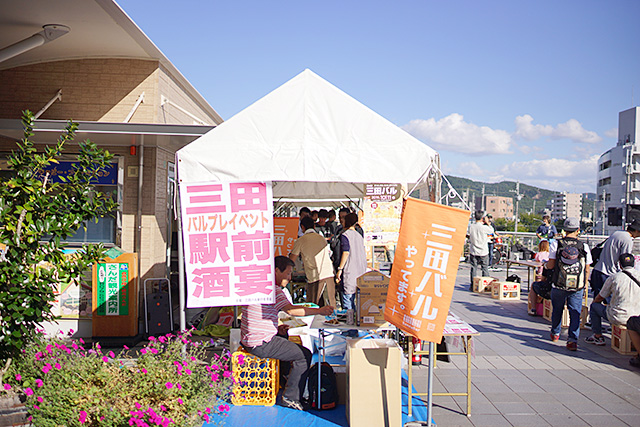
427;342;434;427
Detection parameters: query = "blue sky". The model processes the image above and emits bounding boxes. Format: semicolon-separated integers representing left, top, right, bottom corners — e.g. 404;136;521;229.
117;0;640;194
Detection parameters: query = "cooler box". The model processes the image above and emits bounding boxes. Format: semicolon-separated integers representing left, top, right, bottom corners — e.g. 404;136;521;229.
346;338;401;427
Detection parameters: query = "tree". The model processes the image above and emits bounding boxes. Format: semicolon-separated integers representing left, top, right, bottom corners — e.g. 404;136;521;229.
0;111;118;362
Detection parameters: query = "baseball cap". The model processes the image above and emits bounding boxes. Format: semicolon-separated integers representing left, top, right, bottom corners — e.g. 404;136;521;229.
628;219;640;232
619;253;635;268
560;246;580;265
563;217;580;232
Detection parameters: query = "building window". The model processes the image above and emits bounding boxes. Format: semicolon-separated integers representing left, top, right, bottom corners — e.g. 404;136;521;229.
605;193;611;201
599;161;611;171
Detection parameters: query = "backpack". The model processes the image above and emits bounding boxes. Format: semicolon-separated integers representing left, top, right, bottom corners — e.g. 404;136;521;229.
308;362;338;410
552;238;587;291
590;239;607;267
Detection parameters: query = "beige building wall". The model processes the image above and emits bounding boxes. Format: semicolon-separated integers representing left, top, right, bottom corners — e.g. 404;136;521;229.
484;196;514;219
0;58;220;285
0;59;160;122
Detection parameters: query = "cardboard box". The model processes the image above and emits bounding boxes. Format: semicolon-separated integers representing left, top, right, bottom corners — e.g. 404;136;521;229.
473;276;496;293
346;338;402;427
357;271;389;326
491;281;520;300
612;324;638;355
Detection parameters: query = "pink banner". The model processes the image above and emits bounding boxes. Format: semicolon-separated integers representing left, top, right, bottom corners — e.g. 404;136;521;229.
179;181;274;308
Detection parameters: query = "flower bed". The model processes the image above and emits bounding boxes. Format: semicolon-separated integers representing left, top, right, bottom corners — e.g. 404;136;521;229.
2;330;232;427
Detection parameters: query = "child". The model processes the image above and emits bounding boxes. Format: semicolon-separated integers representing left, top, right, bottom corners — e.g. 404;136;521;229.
528;240;550;316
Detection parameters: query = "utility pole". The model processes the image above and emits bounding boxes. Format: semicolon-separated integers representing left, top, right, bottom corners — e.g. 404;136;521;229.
510;181;523;232
481;184;485;212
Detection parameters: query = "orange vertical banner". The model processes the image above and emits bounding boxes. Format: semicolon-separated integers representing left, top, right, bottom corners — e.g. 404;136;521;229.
384;198;470;343
273;217;299;257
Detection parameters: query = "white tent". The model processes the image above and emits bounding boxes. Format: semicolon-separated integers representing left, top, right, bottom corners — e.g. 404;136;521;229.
174;69;440;329
176;69;438;198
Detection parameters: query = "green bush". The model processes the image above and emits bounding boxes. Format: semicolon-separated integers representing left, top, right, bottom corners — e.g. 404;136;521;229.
0;111;118;361
3;330;232;426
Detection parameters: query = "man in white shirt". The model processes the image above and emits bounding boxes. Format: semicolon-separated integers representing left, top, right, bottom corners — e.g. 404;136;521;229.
467;211;492;291
585;253;640;346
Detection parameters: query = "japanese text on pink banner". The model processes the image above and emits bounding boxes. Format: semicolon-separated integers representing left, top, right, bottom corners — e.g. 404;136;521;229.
180;182;274;308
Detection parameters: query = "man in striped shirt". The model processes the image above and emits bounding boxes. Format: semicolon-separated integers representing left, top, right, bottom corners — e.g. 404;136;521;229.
241;256;334;410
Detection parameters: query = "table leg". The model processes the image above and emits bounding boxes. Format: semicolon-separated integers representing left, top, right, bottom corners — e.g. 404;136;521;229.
408;337;413;417
527;266;531;292
466;336;472;416
318;328;324;409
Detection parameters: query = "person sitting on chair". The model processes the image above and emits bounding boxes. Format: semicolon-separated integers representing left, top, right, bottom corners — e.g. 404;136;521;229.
241;256;334;410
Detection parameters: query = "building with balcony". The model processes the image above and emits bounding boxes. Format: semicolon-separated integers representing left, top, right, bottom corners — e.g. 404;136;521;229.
475;195;514;219
550;192;582;221
595;106;640;235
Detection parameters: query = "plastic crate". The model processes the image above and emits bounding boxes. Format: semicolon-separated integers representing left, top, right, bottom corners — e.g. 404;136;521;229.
231;348;280;406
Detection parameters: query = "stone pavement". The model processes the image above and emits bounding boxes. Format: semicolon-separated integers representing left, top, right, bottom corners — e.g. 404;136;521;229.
409;263;640;427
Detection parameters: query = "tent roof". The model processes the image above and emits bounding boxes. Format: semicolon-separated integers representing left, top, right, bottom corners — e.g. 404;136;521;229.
176;69;438;199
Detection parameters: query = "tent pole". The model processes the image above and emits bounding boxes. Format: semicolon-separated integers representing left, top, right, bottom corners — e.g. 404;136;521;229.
427;341;435;427
176;185;187;332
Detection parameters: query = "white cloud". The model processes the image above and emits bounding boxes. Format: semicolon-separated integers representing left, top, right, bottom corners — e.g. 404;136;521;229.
513;114;601;144
604;127;618;138
457;161;486;177
498;156;599;193
402;113;512;155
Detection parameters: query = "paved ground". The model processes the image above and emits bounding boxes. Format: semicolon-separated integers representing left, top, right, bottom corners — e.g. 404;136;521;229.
409;263;640;427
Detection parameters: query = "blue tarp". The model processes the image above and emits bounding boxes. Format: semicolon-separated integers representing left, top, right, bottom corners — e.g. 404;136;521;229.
204;370;434;427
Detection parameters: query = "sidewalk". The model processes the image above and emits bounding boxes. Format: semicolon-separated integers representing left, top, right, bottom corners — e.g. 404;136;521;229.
409;263;640;427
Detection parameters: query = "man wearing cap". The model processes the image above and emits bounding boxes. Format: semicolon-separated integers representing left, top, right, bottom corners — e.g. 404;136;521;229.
545;217;592;351
590;219;640;299
585;253;640;346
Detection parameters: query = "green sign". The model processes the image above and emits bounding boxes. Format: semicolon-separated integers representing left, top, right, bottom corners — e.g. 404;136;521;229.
96;263;129;316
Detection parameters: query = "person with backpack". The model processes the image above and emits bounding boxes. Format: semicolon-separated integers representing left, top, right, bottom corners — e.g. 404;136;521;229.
545;217;592;351
584;253;640;346
589;219;640;299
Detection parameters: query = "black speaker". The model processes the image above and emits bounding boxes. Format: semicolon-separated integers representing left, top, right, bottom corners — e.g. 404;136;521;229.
627;205;640;223
608;207;623;226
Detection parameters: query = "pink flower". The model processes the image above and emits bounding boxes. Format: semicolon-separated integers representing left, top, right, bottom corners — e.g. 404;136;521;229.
237;354;245;365
15;374;22;381
72;343;79;350
185;369;192;375
150;348;158;354
79;410;87;424
223;370;231;378
212;364;219;370
42;364;52;374
165;382;173;389
135;402;142;409
211;373;219;382
159;405;166;411
79;338;85;344
141;368;147;374
190;356;196;361
95;343;101;350
109;351;115;358
24;388;34;396
55;363;62;370
37;396;43;403
35;379;43;388
219;404;230;412
158;336;166;343
140;349;147;355
35;352;42;361
102;356;109;363
177;398;183;405
149;336;156;341
123;345;129;350
33;405;40;410
176;383;182;390
3;384;11;391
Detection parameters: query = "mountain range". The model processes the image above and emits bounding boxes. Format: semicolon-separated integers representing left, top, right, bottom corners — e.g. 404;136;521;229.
442;176;596;218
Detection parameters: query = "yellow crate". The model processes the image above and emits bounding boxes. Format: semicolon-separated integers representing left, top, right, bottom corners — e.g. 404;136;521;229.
491;281;520;300
231;348;280;406
473;276;496;293
611;324;638;356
